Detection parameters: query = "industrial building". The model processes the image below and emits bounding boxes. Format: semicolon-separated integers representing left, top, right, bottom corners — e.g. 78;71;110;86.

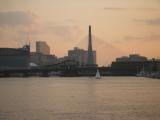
87;25;96;66
67;47;96;66
30;52;58;66
68;47;86;66
110;55;160;76
30;41;57;66
0;45;30;70
66;25;96;66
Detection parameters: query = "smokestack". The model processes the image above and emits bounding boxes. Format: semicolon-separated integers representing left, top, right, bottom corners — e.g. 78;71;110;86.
88;25;92;51
87;25;94;65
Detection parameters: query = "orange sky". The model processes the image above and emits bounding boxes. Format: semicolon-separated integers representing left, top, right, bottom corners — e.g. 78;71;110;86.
0;0;160;65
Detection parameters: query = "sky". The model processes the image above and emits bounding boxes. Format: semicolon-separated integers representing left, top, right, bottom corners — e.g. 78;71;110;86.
0;0;160;66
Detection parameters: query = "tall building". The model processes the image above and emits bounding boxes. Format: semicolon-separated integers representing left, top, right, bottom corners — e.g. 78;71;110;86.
36;41;50;55
87;25;96;65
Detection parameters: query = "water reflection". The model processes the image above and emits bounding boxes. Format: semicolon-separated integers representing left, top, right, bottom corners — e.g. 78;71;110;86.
0;77;160;120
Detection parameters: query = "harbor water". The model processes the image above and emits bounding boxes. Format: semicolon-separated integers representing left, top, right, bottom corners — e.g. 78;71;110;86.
0;77;160;120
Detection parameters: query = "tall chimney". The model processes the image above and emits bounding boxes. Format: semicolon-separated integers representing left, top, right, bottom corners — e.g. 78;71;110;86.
88;25;92;51
87;25;94;65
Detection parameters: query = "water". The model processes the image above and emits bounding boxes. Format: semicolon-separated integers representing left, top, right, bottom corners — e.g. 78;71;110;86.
0;77;160;120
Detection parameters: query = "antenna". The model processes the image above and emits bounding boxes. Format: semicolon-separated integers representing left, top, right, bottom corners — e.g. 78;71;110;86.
27;31;29;45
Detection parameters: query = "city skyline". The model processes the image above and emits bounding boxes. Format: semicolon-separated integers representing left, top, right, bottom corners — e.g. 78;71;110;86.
0;0;160;65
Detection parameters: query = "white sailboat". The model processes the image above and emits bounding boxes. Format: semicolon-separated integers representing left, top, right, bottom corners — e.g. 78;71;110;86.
95;69;101;79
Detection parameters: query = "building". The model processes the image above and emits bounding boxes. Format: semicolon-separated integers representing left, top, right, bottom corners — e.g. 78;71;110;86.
0;45;30;70
30;41;57;66
129;54;147;62
109;54;160;76
58;25;97;67
36;41;50;55
116;56;129;62
67;47;96;66
58;56;69;63
87;25;96;66
68;47;86;66
110;60;160;76
30;52;58;66
110;61;145;76
116;54;147;62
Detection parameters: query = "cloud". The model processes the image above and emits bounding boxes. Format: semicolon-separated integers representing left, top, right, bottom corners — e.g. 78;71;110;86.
104;7;126;11
134;18;160;25
0;11;44;35
0;11;43;49
0;11;83;45
45;25;83;41
138;8;160;11
124;34;160;41
104;7;160;12
0;11;38;27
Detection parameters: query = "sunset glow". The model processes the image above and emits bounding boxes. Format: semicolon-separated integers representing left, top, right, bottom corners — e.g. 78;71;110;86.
0;0;160;65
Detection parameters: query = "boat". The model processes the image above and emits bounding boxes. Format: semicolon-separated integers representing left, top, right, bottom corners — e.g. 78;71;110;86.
95;69;101;79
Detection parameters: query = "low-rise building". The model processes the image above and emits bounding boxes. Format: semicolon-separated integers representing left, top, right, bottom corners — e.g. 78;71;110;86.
30;52;58;66
110;55;160;76
0;45;30;70
116;54;147;62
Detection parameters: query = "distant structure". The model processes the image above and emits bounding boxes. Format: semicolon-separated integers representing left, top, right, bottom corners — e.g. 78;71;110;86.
87;25;96;66
67;47;96;66
0;45;30;70
63;25;96;66
57;25;96;66
36;41;50;55
109;54;154;76
30;41;57;66
116;54;147;62
30;52;57;66
68;47;86;66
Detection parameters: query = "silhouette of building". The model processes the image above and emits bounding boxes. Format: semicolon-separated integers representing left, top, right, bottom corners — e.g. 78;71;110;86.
109;54;160;76
116;54;147;62
36;41;50;55
30;52;58;66
30;41;57;66
68;47;86;66
58;25;96;67
67;47;96;66
87;25;96;66
0;45;30;70
89;50;96;65
66;25;96;66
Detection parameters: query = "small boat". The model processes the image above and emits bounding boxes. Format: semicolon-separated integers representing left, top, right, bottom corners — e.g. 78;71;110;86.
95;69;101;79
